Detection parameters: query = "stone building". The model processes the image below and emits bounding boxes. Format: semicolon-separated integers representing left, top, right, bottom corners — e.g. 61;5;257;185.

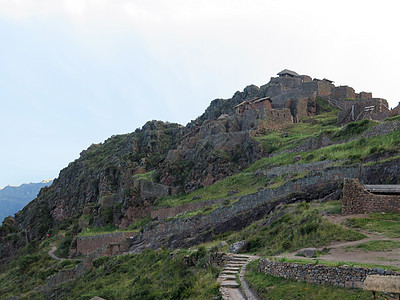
277;69;299;78
342;178;400;215
233;97;272;115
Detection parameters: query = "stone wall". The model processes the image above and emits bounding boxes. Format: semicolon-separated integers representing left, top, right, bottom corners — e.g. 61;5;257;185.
258;259;400;289
130;165;363;252
337;98;391;124
331;86;356;100
342;178;400;215
358;91;373;99
262;108;293;130
151;198;224;220
153;161;336;220
76;231;136;256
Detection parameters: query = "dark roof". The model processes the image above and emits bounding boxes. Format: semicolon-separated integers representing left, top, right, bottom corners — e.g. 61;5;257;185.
277;69;299;77
323;78;334;84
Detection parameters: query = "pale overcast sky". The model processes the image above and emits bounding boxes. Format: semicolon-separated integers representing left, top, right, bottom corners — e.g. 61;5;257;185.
1;0;399;188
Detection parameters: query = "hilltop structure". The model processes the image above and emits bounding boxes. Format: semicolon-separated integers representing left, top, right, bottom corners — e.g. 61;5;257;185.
189;69;399;142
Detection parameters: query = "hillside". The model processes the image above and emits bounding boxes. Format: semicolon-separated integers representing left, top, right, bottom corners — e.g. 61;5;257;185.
0;180;53;222
1;70;400;299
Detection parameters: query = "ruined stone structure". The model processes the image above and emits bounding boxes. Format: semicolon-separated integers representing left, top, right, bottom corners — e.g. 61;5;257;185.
258;259;400;289
233;97;272;115
342;178;400;215
75;231;136;256
260;107;293;130
337;98;390;124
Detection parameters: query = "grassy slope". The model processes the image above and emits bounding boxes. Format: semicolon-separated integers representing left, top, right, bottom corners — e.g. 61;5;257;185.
156;111;400;208
219;201;365;256
346;213;400;238
0;247;220;300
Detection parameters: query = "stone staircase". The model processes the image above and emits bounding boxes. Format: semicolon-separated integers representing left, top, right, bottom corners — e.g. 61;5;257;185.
218;254;259;300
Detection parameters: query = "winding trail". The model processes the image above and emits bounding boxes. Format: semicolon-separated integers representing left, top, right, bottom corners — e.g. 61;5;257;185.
276;214;400;268
219;254;260;300
48;244;66;261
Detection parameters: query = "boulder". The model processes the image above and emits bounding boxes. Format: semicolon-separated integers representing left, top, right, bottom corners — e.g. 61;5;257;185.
229;240;249;254
297;248;317;258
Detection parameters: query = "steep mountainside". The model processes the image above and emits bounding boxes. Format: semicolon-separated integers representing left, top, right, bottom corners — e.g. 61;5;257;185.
0;180;52;222
1;70;400;299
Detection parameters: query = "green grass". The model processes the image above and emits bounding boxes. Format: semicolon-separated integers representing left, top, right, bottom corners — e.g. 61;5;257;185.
54;248;220;300
254;108;340;155
332;119;374;140
344;240;400;252
169;203;222;220
1;246;220;300
315;200;342;215
78;224;121;237
248;125;400;172
295;126;400;165
133;170;156;181
225;202;365;256
346;212;400;238
155;171;268;207
156;115;399;208
0;241;61;299
124;215;152;231
245;260;374;300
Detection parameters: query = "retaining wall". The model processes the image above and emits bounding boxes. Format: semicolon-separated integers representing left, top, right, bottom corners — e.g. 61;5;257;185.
257;259;400;289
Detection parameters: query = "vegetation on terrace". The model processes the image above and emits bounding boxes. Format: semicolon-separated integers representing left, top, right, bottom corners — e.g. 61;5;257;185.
223;202;365;256
346;213;400;238
156;113;400;208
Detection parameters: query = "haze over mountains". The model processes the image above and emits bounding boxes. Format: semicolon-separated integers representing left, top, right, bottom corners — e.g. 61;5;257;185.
0;180;53;222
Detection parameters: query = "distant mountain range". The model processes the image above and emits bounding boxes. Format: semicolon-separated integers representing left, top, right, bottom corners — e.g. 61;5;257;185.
0;180;53;222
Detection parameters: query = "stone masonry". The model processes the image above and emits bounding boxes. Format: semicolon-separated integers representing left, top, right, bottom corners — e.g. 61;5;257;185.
76;231;136;256
342;178;400;215
258;259;400;289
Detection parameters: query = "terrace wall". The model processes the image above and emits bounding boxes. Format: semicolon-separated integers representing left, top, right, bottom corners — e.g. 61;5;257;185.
258;259;400;289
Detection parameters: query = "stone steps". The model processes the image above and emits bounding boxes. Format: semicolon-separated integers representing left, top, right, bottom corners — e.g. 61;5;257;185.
221;270;238;275
218;254;259;300
219;280;240;288
219;275;237;281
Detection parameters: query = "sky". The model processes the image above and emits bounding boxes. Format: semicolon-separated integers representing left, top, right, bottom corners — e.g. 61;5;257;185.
1;0;399;188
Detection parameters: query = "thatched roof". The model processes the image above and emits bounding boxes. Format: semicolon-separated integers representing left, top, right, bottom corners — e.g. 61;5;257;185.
277;69;299;77
364;275;400;293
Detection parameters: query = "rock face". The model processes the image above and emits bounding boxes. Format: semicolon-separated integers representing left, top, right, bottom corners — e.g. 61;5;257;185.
229;241;249;254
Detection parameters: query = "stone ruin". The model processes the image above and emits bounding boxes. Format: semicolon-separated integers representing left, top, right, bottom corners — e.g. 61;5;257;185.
342;178;400;215
188;69;399;143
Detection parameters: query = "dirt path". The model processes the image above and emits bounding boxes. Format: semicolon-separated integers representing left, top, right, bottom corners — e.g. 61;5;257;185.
219;254;260;300
277;214;400;268
48;244;65;261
